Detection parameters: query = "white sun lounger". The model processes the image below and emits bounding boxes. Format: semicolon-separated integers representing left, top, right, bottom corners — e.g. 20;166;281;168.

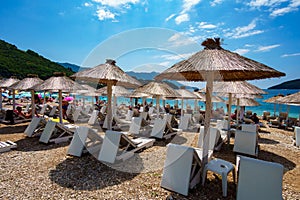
98;130;155;163
241;124;257;133
150;118;182;139
88;110;99;125
48;105;57;117
178;114;191;130
0;140;17;153
233;130;258;157
24;116;47;137
160;143;202;196
39;120;76;144
295;127;300;147
125;110;133;121
236;156;284;200
67;126;103;157
73;108;90;122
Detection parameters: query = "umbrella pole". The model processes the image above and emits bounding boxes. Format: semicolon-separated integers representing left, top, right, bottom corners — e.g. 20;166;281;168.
181;98;184;117
107;82;113;130
59;90;63;124
113;94;117;116
236;98;240;126
203;73;214;168
156;96;160;118
0;88;2;110
227;93;232;145
12;89;16;110
31;90;35;118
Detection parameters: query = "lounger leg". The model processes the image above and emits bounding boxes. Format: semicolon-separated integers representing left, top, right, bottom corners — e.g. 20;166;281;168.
221;172;228;197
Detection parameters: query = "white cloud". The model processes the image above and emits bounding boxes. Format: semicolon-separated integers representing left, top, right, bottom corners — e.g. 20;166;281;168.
182;0;202;13
210;0;224;7
165;14;176;22
132;63;168;72
96;7;115;20
167;33;198;47
84;2;93;7
175;13;190;24
255;44;280;52
198;22;217;29
92;0;140;8
160;52;195;61
248;0;300;17
224;19;264;39
234;48;250;55
281;52;300;57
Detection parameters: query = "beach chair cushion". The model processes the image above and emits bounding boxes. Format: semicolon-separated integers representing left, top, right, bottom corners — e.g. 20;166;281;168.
236;156;284;200
233;130;258;156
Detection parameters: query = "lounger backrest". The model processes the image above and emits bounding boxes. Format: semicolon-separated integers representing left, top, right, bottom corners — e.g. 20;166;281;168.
88;110;99;125
197;126;220;150
98;130;124;163
100;106;106;114
39;120;57;143
49;106;57;117
295;127;300;147
24;116;41;137
128;117;142;135
148;107;155;115
241;124;257;133
237;156;284;200
39;104;48;115
233;130;257;156
140;111;148;120
151;118;167;138
73;108;82;122
161;143;201;196
163;114;172;125
125;110;133;121
178;115;190;130
67;126;90;157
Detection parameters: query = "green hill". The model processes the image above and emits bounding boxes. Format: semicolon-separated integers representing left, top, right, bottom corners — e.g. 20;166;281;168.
0;39;74;80
268;79;300;89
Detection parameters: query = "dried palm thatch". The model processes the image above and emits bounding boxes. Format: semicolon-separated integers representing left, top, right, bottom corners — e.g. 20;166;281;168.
228;98;260;106
277;92;300;104
133;81;179;98
219;93;263;99
33;72;85;92
71;59;141;88
210;81;266;94
10;74;43;90
128;91;151;98
155;39;285;82
200;95;225;102
176;89;198;99
96;86;131;97
264;94;285;103
0;77;20;88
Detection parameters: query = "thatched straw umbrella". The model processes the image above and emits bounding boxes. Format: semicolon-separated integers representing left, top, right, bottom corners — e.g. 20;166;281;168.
10;74;43;117
176;88;198;116
276;92;300;120
229;98;260;106
264;94;285;116
133;81;179;117
0;76;20;110
155;38;285;166
33;72;85;123
71;59;141;130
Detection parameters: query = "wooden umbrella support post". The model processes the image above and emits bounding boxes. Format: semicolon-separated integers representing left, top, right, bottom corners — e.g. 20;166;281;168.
106;81;113;130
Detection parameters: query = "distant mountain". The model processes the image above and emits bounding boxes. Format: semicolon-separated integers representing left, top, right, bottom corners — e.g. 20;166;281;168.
0;39;74;79
126;71;198;90
268;79;300;89
57;62;80;72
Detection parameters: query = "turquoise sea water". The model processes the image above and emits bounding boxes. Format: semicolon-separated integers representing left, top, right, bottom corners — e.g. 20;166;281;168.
77;89;300;119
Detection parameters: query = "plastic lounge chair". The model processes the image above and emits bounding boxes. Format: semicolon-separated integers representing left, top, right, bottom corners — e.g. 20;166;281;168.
125;110;133;121
126;117;143;135
39;120;76;144
113;115;131;128
236;156;284;200
178;114;192;130
233;130;258;157
160;143;202;196
196;126;220;161
99;105;106;114
67;126;103;157
241;124;257;133
295;127;300;147
0;140;17;153
88;110;99;125
98;130;155;163
39;104;48;116
150;117;182;139
24;116;47;137
48;105;57;117
215;120;230;149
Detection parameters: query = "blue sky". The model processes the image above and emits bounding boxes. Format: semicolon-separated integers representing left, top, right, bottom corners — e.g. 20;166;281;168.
0;0;300;89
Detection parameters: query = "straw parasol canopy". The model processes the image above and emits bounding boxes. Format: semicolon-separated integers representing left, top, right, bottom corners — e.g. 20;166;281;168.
155;38;285;166
209;81;267;95
133;81;179;117
33;72;85;123
71;59;142;130
96;86;131;97
0;76;20;110
277;92;300;104
9;74;44;117
264;94;285;116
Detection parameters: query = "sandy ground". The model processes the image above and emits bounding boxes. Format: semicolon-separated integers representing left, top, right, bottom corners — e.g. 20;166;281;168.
0;120;299;199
